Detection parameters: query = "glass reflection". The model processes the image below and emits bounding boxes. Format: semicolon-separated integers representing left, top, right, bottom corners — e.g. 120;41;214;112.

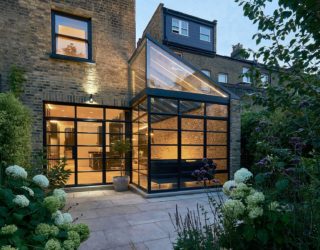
147;40;228;97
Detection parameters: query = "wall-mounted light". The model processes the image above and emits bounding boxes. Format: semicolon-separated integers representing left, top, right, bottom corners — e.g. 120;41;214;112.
89;94;93;103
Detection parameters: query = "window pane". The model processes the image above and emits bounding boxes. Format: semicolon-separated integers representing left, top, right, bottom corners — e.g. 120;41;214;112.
78;172;102;185
207;120;227;132
55;15;88;39
147;40;228;97
202;70;211;77
106;122;125;134
77;122;102;133
77;107;103;119
78;146;102;158
78;159;102;171
45;104;75;118
46;120;74;133
214;159;228;170
48;159;75;172
207;133;227;145
181;118;204;131
131;45;146;95
106;109;127;121
151;130;177;145
78;134;102;146
47;146;73;159
181;146;203;159
181;132;203;145
151;146;178;160
47;132;75;146
180;101;204;116
200;34;210;42
207;146;227;158
106;133;126;147
218;73;228;83
56;36;88;59
106;159;127;171
151;115;178;130
67;173;75;185
206;104;228;117
150;98;178;114
200;26;210;36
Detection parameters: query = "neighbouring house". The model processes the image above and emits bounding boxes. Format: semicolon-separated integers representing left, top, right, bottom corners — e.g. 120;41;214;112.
0;0;240;194
141;4;274;97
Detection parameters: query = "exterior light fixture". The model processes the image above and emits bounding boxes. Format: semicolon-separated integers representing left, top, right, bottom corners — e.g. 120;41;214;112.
89;94;93;103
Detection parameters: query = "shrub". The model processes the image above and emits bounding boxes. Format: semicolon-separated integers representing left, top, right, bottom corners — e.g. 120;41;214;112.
45;158;72;190
0;165;89;249
0;93;31;184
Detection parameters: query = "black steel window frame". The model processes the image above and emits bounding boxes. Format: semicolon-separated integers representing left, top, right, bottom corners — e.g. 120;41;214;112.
51;10;93;62
130;92;230;194
43;101;131;187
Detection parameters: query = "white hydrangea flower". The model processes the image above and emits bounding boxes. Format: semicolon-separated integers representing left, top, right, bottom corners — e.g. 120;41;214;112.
223;199;245;219
53;189;67;203
246;191;265;207
62;213;73;224
52;210;64;226
230;183;252;200
234;168;253;183
21;186;34;197
5;165;27;179
13;195;29;207
248;206;263;219
222;180;237;196
269;201;280;211
33;175;49;188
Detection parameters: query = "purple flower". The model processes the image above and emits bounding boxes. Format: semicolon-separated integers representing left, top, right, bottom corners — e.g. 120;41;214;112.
290;156;301;165
299;100;310;109
257;157;270;167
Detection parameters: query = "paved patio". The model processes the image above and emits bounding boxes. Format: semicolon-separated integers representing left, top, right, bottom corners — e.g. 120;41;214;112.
67;189;216;250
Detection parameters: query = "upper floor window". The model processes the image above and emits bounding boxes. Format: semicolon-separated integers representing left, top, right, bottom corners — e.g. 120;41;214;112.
201;69;211;77
218;73;228;83
172;18;189;36
52;11;92;61
242;67;251;84
200;26;211;42
261;73;269;84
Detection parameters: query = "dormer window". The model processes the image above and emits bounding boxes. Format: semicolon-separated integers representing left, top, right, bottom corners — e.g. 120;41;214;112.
200;26;210;42
52;11;92;61
172;18;189;36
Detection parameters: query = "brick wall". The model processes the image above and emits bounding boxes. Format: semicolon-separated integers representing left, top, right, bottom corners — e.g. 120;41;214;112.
141;3;163;43
0;0;136;151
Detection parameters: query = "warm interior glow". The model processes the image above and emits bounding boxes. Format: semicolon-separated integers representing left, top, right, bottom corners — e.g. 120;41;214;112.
58;25;86;39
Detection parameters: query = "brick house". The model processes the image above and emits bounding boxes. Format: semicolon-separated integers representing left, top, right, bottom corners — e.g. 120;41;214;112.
0;0;240;194
141;4;273;97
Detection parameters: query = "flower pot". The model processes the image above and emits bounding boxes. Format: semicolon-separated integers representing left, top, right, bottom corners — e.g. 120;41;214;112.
113;176;130;192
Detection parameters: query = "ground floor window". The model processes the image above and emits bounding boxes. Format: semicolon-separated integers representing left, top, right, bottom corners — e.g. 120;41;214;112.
132;95;230;193
44;103;131;186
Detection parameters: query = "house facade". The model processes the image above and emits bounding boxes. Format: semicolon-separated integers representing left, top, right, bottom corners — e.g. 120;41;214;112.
0;0;240;193
141;4;273;97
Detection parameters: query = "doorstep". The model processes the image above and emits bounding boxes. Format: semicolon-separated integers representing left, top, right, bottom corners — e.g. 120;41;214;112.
129;184;222;198
64;184;114;193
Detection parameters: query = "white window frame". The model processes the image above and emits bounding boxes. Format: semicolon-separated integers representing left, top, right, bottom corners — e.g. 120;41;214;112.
218;73;228;83
200;26;211;42
201;69;211;77
242;67;251;84
172;18;189;37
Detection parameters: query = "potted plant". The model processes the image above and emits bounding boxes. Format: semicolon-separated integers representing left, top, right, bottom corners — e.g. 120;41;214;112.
111;139;131;191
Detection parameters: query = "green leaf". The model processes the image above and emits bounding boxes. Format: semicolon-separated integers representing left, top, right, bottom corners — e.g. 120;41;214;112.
275;179;289;192
243;225;255;241
257;229;269;244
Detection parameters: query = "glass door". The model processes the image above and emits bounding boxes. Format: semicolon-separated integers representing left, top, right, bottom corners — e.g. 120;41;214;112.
76;121;104;185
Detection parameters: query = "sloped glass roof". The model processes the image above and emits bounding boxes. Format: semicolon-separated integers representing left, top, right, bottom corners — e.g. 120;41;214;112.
130;37;229;98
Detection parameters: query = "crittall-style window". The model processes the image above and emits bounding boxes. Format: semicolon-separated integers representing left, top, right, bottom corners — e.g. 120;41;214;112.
242;67;251;84
52;11;92;61
200;26;211;42
218;73;228;83
172;18;189;36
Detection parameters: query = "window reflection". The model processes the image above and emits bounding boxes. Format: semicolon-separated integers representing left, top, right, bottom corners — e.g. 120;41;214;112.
131;46;146;95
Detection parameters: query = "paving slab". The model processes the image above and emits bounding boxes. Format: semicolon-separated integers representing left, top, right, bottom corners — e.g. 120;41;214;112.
68;189;218;250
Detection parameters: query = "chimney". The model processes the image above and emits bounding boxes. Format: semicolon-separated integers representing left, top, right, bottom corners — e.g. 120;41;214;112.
231;43;247;60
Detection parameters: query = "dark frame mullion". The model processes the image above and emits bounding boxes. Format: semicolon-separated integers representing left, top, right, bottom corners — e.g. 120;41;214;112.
177;100;182;189
74;106;78;185
102;108;107;184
